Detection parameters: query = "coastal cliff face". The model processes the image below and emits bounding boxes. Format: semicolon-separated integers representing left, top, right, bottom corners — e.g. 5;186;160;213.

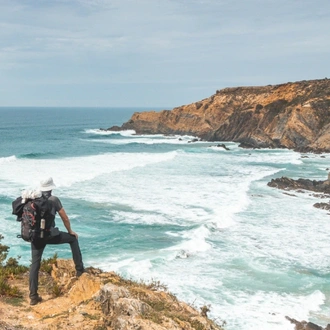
118;78;330;152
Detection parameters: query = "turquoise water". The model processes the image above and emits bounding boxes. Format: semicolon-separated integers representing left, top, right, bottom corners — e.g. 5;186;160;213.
1;107;330;329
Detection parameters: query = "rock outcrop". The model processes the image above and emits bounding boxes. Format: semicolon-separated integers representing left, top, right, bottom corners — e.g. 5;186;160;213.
267;176;330;210
267;176;330;193
110;78;330;152
0;259;224;330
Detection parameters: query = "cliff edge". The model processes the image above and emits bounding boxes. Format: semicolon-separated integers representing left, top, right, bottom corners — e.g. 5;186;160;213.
0;259;223;330
113;78;330;152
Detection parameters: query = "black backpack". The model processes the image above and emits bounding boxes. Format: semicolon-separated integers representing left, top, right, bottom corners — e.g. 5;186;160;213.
12;195;55;242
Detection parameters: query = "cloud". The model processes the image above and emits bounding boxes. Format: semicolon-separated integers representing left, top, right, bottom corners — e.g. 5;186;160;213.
0;0;329;106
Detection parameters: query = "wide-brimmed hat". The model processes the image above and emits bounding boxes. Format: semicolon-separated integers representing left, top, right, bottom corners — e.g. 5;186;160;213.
39;177;56;191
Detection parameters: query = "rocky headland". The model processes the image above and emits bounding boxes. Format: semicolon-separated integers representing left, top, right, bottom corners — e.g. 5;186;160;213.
108;78;330;153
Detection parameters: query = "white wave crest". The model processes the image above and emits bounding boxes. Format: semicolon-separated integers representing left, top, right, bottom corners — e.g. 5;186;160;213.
164;225;212;257
83;134;202;145
0;155;17;164
84;129;136;136
0;151;178;193
245;149;303;165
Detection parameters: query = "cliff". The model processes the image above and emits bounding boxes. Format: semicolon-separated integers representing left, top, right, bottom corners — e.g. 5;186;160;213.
0;259;224;330
113;78;330;152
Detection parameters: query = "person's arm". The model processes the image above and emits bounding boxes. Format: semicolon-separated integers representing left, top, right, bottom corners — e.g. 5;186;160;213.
58;208;78;239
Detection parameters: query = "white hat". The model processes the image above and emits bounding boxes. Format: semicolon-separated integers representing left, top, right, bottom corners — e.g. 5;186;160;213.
39;177;56;191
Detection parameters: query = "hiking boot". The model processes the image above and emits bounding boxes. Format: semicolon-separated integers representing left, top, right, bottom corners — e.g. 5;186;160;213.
30;295;42;306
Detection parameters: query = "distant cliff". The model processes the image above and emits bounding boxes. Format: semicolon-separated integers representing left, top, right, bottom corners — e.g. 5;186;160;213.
112;78;330;152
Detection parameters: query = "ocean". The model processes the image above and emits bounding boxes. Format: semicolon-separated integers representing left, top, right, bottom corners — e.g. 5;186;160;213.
1;107;330;329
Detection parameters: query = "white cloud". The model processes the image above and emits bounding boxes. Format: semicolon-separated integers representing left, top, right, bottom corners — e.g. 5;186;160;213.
0;0;329;106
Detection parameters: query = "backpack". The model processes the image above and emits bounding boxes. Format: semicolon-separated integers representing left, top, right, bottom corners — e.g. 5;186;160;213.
12;195;55;242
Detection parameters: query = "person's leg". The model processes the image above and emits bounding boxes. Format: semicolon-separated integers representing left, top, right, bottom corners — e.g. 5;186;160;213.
29;240;46;301
47;232;84;275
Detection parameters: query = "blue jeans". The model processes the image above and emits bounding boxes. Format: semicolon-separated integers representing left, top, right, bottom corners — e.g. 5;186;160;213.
29;231;84;299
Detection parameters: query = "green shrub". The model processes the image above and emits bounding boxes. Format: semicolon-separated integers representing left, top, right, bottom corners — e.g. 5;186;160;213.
40;253;58;273
0;276;21;297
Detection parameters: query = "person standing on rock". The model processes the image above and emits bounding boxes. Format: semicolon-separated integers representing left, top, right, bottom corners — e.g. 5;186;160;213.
29;177;85;306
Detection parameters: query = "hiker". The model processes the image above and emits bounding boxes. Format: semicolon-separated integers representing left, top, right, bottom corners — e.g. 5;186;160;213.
29;177;84;305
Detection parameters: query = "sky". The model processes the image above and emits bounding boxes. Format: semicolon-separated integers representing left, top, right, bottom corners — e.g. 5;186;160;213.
0;0;329;108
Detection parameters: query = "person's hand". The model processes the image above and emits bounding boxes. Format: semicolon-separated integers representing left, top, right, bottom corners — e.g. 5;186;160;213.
69;230;78;239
